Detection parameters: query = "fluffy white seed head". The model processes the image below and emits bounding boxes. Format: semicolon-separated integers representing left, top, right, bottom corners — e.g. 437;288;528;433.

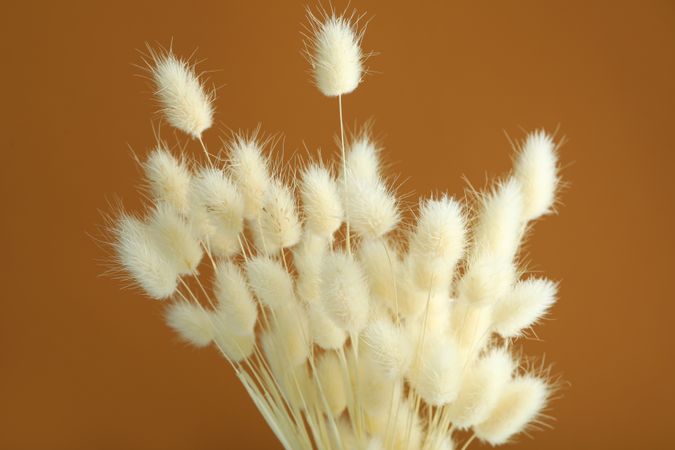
358;239;400;312
212;323;255;363
189;167;244;256
320;252;370;333
408;196;466;293
457;254;516;305
214;261;258;336
493;278;558;338
343;178;400;239
361;318;412;378
150;51;213;139
358;353;402;415
472;178;524;260
300;165;343;238
307;300;347;350
514;130;558;222
306;12;364;97
114;215;178;299
474;375;549;445
345;136;381;181
253;180;302;254
294;233;329;304
407;334;461;406
228;136;271;220
451;299;493;355
148;203;203;275
269;302;310;366
143;147;191;214
316;352;347;416
448;347;515;429
165;302;214;347
246;256;295;309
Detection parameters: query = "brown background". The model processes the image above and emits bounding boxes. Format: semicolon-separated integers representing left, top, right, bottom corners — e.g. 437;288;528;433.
2;1;674;449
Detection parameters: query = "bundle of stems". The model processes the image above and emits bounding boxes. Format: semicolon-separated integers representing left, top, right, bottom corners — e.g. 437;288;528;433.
108;7;562;450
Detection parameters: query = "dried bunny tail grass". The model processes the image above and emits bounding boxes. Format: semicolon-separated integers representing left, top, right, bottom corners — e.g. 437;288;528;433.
252;179;302;254
269;302;311;367
514;130;559;222
448;347;515;429
358;239;400;313
492;278;558;338
407;333;462;406
165;301;214;347
189;166;244;256
143;146;191;214
316;351;348;416
361;317;412;378
114;214;178;299
345;134;381;181
212;323;255;363
227;134;271;220
471;177;524;260
213;261;258;336
300;164;343;238
343;177;400;239
456;253;516;306
246;255;295;310
304;7;367;97
147;47;214;139
408;195;467;293
147;203;203;276
294;233;329;304
473;374;550;446
307;300;347;350
320;251;370;333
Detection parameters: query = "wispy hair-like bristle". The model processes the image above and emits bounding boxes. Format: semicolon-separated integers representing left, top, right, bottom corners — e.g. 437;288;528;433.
361;317;412;378
228;135;271;220
300;164;344;238
246;255;295;310
407;333;461;406
320;251;370;333
148;203;203;275
253;179;302;254
214;261;258;336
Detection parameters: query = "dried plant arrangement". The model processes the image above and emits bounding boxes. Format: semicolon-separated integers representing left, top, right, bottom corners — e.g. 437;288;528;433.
105;6;563;450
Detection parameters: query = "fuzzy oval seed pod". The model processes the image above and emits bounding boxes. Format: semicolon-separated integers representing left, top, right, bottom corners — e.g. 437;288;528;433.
343;178;400;239
361;318;412;378
294;233;329;304
316;352;347;416
143;147;191;214
457;254;516;305
228;136;271;220
345;136;380;181
395;273;432;319
212;324;255;363
358;351;403;415
320;252;370;333
150;51;213;139
246;256;295;309
514;130;558;222
451;299;493;355
472;178;524;260
358;239;400;312
253;180;302;254
474;375;549;445
448;347;515;429
307;300;347;350
213;261;258;336
114;215;178;299
408;196;466;293
493;278;558;338
300;165;343;238
270;302;310;366
306;12;364;97
189;167;244;256
407;334;461;406
165;302;214;347
148;203;203;276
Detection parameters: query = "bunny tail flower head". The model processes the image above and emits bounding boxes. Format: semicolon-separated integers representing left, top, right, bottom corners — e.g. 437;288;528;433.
304;8;367;97
147;48;214;139
105;7;567;450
